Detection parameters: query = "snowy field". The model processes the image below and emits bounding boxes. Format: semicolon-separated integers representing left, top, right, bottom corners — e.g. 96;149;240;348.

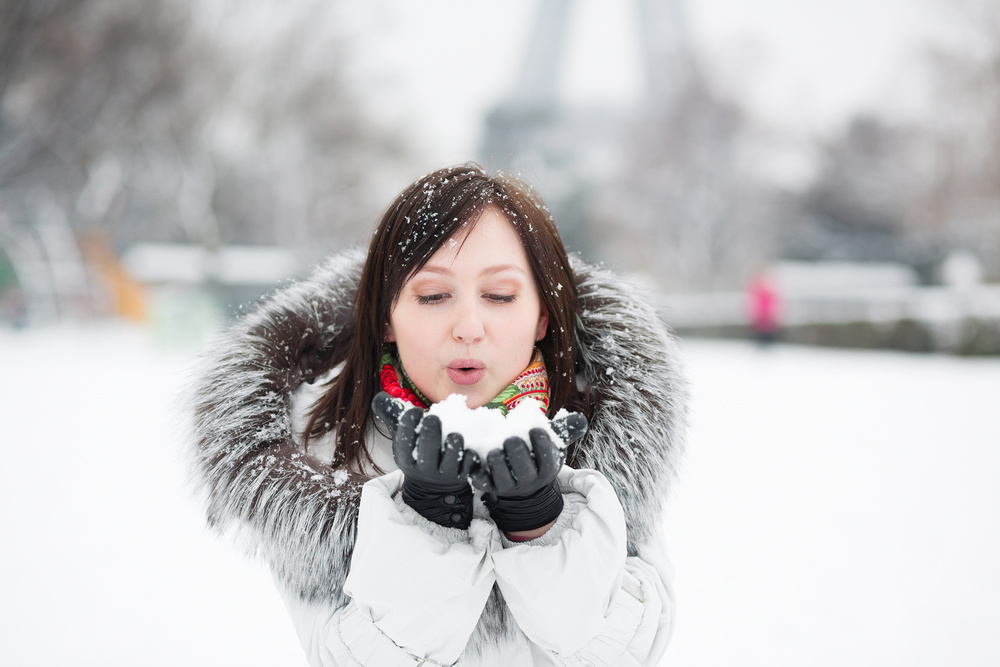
1;324;998;666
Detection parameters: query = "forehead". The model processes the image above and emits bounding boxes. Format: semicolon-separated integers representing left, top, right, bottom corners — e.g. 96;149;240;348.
437;206;527;260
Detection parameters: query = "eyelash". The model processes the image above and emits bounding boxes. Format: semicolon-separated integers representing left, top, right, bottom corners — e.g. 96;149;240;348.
486;294;518;304
416;294;448;305
415;293;518;305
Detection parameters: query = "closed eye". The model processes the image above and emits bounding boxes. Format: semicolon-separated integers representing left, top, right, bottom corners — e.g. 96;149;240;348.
484;294;518;304
416;293;450;305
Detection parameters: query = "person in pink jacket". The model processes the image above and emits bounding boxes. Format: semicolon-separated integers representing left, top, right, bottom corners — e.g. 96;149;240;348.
188;164;688;665
747;270;782;345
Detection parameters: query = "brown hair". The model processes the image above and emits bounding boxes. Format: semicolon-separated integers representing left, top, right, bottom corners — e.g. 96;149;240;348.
305;163;588;471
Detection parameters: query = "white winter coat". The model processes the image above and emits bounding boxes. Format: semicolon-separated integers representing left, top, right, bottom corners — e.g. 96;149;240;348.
188;249;687;666
280;425;675;665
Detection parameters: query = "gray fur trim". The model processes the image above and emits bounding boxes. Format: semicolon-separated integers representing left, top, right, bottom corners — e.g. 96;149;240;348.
187;248;367;604
185;248;687;635
569;256;688;554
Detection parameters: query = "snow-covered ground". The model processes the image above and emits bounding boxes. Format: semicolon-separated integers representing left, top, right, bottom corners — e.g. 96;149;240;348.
1;324;997;665
664;341;1000;666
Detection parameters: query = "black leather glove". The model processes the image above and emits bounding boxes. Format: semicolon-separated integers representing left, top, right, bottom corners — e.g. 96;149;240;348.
372;392;479;529
471;412;588;533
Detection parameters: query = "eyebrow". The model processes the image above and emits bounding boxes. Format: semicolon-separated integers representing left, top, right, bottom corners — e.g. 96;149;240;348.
482;264;527;277
414;264;527;278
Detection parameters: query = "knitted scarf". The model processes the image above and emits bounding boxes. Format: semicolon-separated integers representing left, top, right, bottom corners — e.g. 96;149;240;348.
379;348;549;415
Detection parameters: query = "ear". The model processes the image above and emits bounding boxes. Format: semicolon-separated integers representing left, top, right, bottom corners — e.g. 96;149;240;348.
384;323;396;343
535;307;549;342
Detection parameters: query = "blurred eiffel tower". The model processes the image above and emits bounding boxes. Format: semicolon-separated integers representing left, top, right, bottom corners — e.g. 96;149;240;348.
480;0;701;257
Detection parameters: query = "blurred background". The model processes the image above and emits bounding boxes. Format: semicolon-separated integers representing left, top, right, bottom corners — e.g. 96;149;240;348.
1;0;999;350
1;1;999;665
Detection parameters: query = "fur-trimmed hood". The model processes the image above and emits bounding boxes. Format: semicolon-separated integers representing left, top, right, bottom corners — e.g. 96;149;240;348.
187;248;687;605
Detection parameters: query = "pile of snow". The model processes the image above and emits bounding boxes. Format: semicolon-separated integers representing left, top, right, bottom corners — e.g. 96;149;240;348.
426;394;559;458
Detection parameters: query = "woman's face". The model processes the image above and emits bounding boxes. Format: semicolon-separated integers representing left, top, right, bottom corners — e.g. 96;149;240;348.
387;206;548;408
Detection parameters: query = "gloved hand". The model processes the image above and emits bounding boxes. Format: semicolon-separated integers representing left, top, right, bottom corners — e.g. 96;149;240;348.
470;412;588;534
372;391;479;529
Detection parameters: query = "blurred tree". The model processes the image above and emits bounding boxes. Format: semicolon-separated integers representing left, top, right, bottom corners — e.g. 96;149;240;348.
0;0;406;260
783;116;942;275
806;117;910;236
179;0;408;254
595;78;774;292
916;0;1000;279
787;0;1000;282
0;0;190;207
0;0;202;318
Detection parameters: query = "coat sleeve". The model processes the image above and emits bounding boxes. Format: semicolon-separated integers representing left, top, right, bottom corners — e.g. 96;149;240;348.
490;467;675;665
278;471;498;666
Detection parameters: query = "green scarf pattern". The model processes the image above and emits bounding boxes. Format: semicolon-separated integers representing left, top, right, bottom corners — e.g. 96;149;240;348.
379;347;549;415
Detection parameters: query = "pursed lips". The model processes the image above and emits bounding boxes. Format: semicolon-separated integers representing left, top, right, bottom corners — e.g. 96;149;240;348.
446;359;485;385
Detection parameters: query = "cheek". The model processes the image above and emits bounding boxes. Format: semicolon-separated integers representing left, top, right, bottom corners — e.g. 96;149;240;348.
505;306;544;354
521;298;546;339
387;303;416;344
390;307;437;354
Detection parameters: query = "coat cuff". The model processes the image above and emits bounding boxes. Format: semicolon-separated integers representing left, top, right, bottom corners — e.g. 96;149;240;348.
394;492;470;539
490;468;634;655
344;472;497;664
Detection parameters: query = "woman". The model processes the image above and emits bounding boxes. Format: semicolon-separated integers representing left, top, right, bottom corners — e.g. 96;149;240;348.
188;164;687;665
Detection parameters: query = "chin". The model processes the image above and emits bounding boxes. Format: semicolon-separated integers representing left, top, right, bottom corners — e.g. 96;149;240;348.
435;385;492;409
455;391;487;409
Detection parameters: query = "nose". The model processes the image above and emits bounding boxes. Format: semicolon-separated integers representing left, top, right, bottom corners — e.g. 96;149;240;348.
452;299;485;343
